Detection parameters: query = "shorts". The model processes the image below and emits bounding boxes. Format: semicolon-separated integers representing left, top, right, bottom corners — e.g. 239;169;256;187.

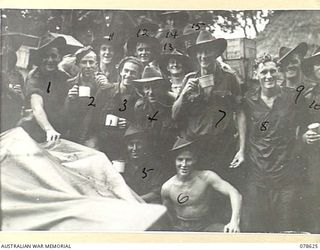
173;216;225;232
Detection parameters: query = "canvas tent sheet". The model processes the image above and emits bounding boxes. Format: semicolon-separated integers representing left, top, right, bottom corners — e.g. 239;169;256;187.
0;127;166;231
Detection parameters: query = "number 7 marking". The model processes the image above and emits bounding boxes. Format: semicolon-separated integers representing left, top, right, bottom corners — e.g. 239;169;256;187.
215;110;227;128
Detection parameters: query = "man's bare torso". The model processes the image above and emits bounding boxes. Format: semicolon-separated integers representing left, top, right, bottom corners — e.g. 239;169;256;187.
166;170;212;219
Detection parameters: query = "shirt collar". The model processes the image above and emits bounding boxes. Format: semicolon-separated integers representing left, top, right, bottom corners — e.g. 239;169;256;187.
248;86;283;102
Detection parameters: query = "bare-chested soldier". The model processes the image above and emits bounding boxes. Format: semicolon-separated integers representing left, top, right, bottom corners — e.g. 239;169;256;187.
161;138;242;232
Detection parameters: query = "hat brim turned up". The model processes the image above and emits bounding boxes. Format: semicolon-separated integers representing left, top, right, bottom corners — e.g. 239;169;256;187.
301;52;320;81
186;38;227;58
158;53;192;76
278;42;308;65
31;37;67;66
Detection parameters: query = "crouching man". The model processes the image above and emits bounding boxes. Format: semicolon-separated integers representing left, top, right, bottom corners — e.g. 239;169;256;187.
161;137;242;232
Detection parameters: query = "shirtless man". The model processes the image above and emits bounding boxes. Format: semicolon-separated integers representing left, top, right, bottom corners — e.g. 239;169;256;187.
161;138;242;232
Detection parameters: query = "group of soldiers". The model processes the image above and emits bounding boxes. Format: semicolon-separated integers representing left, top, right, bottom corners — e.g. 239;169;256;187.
1;10;320;233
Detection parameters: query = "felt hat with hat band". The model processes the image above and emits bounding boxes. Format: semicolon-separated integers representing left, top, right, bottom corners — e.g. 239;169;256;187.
278;42;308;66
30;34;67;66
171;136;194;151
132;65;169;87
158;49;193;75
126;36;161;57
124;124;147;139
301;47;320;81
186;30;227;58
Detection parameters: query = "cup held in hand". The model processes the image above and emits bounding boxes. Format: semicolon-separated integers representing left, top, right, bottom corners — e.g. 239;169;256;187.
78;86;91;97
308;123;320;134
105;114;119;127
198;74;214;88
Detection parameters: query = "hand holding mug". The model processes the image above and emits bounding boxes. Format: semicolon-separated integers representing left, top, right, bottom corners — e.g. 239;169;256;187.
118;118;127;129
304;129;320;144
68;85;79;99
181;78;200;100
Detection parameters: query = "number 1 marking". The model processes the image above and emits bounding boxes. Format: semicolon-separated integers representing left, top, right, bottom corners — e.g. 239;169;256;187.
47;82;51;93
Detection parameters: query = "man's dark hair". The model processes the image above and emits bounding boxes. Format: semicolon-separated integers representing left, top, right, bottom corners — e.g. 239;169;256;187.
253;54;278;71
75;46;97;65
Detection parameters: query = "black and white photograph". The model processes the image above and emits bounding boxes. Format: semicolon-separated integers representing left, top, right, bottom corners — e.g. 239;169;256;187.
0;9;319;233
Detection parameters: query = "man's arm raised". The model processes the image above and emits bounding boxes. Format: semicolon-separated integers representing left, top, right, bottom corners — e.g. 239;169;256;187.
205;171;242;233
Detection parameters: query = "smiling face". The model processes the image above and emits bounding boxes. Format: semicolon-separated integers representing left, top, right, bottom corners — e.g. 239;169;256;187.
135;42;153;64
120;61;141;86
283;53;302;80
99;44;114;65
79;51;98;78
167;57;184;76
41;47;62;72
127;138;145;160
257;61;278;91
175;149;196;178
196;47;219;70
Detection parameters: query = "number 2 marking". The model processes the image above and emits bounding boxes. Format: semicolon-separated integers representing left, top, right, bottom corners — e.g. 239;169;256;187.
88;96;96;107
215;110;227;128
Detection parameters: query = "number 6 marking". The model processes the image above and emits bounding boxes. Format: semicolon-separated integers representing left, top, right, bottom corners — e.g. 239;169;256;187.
177;193;189;204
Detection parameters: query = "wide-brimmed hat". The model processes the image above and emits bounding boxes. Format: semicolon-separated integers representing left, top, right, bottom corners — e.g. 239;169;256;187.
158;49;192;75
37;35;67;55
159;11;189;24
126;36;161;56
186;30;227;58
171;136;194;151
301;47;320;81
30;34;67;66
92;35;121;52
278;42;308;66
132;65;169;87
124;124;146;139
176;24;200;43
